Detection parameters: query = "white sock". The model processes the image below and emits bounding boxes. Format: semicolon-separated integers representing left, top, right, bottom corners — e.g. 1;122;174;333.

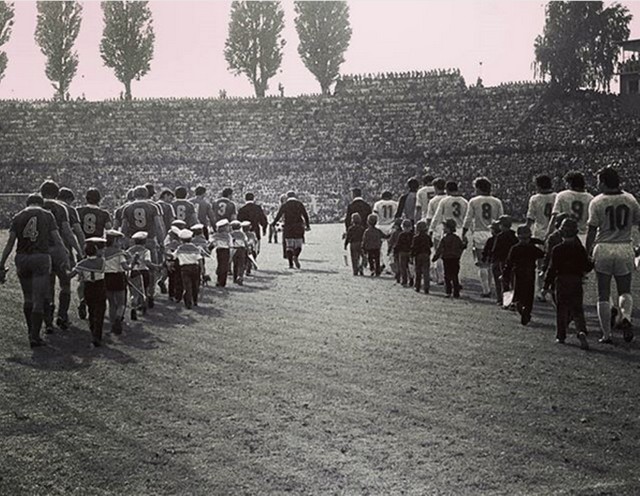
479;268;490;294
597;301;612;340
619;293;633;322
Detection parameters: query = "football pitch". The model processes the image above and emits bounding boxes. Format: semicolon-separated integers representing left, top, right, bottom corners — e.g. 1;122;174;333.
1;224;640;495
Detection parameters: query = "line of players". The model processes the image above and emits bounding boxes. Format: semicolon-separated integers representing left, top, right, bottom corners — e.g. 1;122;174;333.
0;181;271;348
346;167;640;348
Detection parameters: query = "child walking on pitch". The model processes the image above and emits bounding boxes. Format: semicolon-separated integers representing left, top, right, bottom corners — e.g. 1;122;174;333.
395;219;414;286
411;220;433;293
482;220;502;304
432;219;464;298
173;229;203;309
104;230;133;334
230;220;248;285
344;213;365;276
127;231;158;320
71;238;107;347
362;214;387;276
211;219;232;287
543;218;592;349
502;225;545;325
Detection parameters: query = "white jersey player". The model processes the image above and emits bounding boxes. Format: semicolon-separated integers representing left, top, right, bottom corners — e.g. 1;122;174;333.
373;191;399;236
586;167;640;344
462;177;504;297
424;178;447;284
430;181;468;235
415;174;435;222
549;171;593;243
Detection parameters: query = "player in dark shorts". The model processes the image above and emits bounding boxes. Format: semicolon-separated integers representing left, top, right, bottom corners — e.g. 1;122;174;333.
0;194;65;347
40;180;83;332
173;187;198;227
121;186;164;307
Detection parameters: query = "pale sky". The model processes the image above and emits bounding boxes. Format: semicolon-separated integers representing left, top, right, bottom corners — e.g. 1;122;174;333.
2;0;640;100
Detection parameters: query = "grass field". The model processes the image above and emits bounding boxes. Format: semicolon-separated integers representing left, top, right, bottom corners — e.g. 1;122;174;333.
1;224;640;495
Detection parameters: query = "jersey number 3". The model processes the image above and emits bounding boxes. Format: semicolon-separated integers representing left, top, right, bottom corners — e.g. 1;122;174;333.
23;216;39;242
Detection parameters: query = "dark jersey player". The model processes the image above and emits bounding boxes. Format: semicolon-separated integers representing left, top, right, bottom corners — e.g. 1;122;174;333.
173;187;198;227
77;188;112;239
214;187;237;224
0;194;65;347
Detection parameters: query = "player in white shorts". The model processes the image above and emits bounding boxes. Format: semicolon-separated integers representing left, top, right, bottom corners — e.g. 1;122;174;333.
586;167;640;344
548;171;593;245
430;181;469;235
462;177;504;297
373;191;398;269
423;178;446;284
415;174;435;221
525;174;557;301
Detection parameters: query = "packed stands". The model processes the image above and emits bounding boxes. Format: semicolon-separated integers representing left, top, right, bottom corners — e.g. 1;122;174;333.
0;71;639;226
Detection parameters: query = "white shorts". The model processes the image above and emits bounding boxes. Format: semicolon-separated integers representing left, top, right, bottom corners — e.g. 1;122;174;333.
472;231;491;251
593;243;635;276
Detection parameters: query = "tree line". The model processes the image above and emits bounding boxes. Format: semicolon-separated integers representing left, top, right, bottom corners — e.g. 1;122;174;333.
0;1;633;100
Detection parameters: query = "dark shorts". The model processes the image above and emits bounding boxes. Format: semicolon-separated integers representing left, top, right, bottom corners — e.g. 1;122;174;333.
15;253;51;279
130;270;150;289
49;246;70;275
105;272;127;292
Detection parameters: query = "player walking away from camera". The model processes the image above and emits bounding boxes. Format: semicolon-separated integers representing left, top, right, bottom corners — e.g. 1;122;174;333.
77;188;112;318
415;174;435;221
526;174;557;301
373;191;398;271
395;178;420;224
430;181;469;235
58;188;86;262
0;194;64;348
173;187;198;227
548;171;593;245
237;192;268;258
121;186;164;308
424;178;447;285
41;180;83;332
586;167;640;344
543;218;592;350
462;177;504;298
190;186;216;239
345;188;372;231
113;189;135;230
272;191;310;269
214;188;237;224
157;189;176;234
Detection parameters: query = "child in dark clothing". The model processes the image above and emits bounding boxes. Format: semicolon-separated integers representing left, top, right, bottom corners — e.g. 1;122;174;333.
491;215;518;305
482;220;502;304
543;218;593;349
362;214;387;276
503;225;545;325
344;213;366;276
394;219;414;286
411;220;433;293
432;219;465;297
387;218;402;281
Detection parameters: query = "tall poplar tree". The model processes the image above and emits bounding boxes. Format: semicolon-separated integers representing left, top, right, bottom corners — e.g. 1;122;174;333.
35;1;82;101
224;1;285;98
0;1;14;84
100;1;155;100
294;1;351;95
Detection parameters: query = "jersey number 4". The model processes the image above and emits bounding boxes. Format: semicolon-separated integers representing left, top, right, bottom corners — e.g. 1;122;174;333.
23;216;39;242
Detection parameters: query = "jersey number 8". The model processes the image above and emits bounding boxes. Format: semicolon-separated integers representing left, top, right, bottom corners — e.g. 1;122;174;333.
83;213;97;235
134;208;147;228
481;203;492;221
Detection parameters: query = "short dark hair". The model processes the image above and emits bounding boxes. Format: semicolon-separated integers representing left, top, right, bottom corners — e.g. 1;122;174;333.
245;192;255;201
473;177;492;194
86;188;101;205
175;186;187;199
195;186;206;196
381;191;393;200
40;180;60;199
535;174;552;191
432;178;446;191
222;187;233;198
597;167;620;189
84;242;98;257
445;181;458;193
564;171;585;190
26;193;44;206
133;186;148;199
58;187;75;203
144;183;155;197
422;174;434;185
160;189;174;200
407;178;420;191
352;188;362;197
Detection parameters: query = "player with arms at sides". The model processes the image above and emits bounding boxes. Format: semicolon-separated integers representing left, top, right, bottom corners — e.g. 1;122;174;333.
172;187;198;228
430;181;469;236
121;186;165;308
214;187;237;224
189;185;216;239
586;167;640;344
548;171;593;245
0;194;66;348
395;178;420;225
462;177;504;298
76;188;112;319
40;180;83;332
157;189;176;234
57;188;86;262
525;174;557;301
424;178;447;285
113;189;135;230
373;191;398;270
415;174;435;221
